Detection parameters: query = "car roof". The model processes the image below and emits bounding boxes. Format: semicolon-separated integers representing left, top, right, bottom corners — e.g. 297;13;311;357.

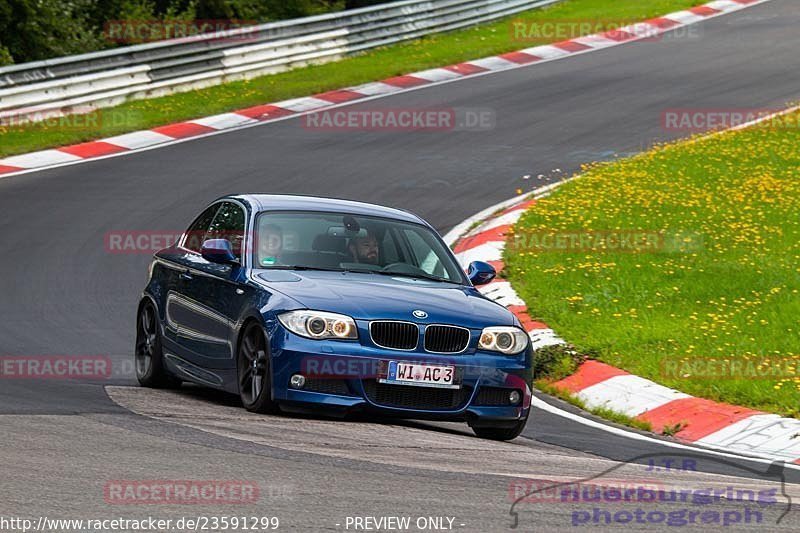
228;194;427;226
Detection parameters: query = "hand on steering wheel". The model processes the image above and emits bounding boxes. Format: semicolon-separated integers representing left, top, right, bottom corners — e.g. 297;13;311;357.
380;262;427;276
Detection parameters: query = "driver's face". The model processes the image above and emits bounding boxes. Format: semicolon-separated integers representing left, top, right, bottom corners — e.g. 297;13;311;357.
259;230;282;257
352;236;379;264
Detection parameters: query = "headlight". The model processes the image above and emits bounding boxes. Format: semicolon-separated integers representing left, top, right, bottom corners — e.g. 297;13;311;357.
478;326;528;355
278;310;358;340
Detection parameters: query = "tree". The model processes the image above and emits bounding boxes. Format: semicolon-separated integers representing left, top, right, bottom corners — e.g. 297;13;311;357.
345;0;390;9
0;0;365;65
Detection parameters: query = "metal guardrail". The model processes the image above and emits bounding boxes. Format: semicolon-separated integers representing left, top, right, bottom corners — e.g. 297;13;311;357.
0;0;560;124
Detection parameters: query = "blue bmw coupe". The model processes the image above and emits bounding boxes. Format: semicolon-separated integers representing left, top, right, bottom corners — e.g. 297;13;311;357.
136;195;532;440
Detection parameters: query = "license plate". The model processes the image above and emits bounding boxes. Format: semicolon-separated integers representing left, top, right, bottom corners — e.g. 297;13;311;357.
379;361;459;389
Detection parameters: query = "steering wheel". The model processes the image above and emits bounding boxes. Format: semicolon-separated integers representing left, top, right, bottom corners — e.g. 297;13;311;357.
380;262;428;276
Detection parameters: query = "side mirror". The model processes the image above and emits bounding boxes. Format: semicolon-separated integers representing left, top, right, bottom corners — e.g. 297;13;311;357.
467;261;496;286
201;239;238;265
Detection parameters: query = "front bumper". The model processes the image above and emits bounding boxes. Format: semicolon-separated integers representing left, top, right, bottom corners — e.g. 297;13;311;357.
269;326;533;424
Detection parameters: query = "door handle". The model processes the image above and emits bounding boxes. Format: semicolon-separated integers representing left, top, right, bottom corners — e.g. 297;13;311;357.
180;270;193;281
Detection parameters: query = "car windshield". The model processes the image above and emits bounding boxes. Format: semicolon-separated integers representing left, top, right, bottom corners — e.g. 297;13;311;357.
253;211;466;284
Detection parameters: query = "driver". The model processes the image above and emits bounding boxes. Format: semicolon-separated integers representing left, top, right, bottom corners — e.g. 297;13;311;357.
349;233;380;265
258;224;283;266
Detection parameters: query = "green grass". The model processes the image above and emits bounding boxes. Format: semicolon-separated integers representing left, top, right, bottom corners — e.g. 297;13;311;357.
533;343;585;380
660;422;687;437
0;0;705;158
508;110;800;417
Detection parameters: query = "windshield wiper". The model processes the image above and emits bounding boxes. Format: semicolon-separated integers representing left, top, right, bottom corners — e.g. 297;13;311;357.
262;265;378;275
261;265;458;284
341;268;378;275
263;265;344;272
376;270;460;285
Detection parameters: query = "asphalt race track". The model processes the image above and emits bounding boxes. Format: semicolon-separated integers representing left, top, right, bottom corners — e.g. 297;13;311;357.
2;0;800;530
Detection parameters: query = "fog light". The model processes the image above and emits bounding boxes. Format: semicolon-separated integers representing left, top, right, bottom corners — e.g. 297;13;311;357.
508;390;521;405
290;374;306;389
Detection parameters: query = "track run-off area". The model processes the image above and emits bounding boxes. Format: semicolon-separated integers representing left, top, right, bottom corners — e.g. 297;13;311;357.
2;0;800;530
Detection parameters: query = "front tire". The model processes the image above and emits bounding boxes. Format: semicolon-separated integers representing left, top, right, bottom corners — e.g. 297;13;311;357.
471;416;528;441
135;300;180;388
237;322;279;414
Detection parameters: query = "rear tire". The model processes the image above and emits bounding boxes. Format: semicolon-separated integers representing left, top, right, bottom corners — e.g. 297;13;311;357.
135;300;181;388
237;322;279;414
471;416;528;441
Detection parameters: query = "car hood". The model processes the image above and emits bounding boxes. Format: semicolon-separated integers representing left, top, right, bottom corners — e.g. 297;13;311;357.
255;270;515;329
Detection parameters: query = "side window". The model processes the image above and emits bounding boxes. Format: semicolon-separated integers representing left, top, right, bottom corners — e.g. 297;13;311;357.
183;204;219;253
206;202;246;260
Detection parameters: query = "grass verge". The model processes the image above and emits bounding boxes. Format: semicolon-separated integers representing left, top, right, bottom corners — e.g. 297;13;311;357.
0;0;705;158
508;108;800;417
533;344;655;434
